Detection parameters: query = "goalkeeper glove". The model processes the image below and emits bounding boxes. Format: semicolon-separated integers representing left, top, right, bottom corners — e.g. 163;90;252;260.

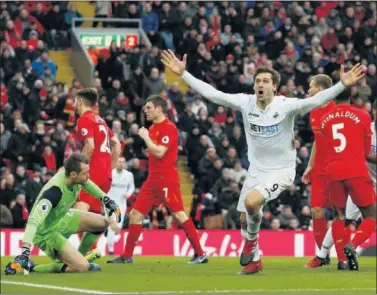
102;196;121;223
5;246;30;275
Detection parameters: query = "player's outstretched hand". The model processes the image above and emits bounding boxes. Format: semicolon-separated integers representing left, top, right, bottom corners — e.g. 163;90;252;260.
161;49;187;76
339;63;366;87
301;165;312;185
102;196;121;223
138;127;149;140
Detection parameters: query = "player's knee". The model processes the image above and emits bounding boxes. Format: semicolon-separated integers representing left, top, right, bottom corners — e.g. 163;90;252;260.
74;202;90;211
74;261;90;273
244;194;262;214
311;207;325;219
129;209;143;224
172;211;188;224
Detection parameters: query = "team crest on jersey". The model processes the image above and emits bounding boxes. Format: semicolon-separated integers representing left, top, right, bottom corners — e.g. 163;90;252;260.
39;203;49;212
81;128;88;136
162;136;169;144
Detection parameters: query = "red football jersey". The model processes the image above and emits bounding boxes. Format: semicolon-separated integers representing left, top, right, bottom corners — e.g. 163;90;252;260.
148;119;178;175
310;101;335;175
77;110;114;178
321;104;372;181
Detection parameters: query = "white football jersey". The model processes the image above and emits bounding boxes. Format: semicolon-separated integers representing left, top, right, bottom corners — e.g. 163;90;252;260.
367;122;376;184
108;169;135;207
182;71;345;173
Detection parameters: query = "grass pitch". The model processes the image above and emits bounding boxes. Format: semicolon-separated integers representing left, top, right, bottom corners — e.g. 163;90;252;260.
1;256;376;294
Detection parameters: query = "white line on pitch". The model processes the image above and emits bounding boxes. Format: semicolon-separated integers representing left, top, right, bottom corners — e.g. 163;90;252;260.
1;281;375;294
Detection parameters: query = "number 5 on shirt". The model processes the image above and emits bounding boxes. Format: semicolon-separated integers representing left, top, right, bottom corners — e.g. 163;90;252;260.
332;123;346;153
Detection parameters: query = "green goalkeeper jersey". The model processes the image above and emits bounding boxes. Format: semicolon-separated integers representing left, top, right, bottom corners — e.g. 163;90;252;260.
23;169;105;246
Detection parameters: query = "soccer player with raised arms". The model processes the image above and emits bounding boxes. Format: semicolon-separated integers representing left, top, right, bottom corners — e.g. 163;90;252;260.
161;49;365;274
5;153;120;275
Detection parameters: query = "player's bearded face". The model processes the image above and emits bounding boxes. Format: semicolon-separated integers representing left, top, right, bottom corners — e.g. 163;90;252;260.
254;73;276;102
75;164;90;184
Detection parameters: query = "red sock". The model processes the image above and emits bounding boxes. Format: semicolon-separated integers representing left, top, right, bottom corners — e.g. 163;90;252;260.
313;217;327;249
345;224;353;245
181;219;204;256
351;217;376;248
331;220;347;262
90;239;99;251
122;224;142;259
78;232;84;240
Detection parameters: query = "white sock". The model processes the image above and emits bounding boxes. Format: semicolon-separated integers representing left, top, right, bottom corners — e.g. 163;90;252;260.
246;208;262;240
241;228;248;240
318;227;333;259
252;244;261;261
107;227;115;253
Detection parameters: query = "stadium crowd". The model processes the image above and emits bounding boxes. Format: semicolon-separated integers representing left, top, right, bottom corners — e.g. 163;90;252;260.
1;1;376;231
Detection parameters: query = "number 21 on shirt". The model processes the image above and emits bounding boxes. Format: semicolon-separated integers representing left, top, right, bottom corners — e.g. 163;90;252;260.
99;125;111;153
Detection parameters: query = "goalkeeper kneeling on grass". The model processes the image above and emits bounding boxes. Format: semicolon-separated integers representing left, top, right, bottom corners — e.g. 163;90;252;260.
5;152;121;275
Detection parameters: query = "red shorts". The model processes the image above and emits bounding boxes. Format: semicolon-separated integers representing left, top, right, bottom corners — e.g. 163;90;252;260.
132;174;184;215
310;174;331;208
327;177;376;209
77;174;112;213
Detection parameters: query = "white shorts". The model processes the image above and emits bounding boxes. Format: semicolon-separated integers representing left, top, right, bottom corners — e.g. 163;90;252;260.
345;197;361;220
345;180;376;221
237;168;296;213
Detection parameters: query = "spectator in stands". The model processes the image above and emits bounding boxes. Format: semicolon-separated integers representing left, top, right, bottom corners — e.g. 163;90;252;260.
159;2;176;51
143;67;165;98
92;1;112;28
0;173;17;208
279;205;300;229
0;204;13;228
64;3;83;28
142;3;159;46
128;158;147;191
0;122;11;155
270;218;281;230
44;4;68;48
10;192;28;228
31;51;57;78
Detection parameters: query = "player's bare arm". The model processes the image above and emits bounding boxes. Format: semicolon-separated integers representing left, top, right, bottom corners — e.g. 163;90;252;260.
138;127;168;159
290;64;366;115
161;50;248;109
302;141;316;184
82;137;95;159
110;135;121;169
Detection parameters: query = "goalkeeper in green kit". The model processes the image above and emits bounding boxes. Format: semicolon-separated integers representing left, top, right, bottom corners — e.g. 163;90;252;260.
5;153;121;275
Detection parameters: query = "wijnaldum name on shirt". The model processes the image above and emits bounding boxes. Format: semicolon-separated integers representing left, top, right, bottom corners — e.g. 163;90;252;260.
321;111;361;128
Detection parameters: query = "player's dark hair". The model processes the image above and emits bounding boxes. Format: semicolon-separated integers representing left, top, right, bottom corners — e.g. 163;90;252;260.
64;152;89;176
311;74;333;89
255;67;281;87
335;88;352;102
145;95;168;113
76;88;98;107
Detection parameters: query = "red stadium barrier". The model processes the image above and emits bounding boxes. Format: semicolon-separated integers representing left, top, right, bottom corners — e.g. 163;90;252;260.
1;229;375;257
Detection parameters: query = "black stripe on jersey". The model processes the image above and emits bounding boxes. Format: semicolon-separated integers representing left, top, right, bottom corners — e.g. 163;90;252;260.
40;186;63;209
